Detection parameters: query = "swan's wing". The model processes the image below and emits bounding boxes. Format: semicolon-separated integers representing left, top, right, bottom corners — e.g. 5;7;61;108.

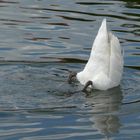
109;32;124;84
84;18;110;76
77;19;110;85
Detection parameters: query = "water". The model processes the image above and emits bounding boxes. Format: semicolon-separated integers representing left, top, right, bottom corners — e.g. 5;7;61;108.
0;0;140;139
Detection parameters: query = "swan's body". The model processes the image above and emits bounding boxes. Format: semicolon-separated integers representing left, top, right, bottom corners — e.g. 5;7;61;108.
76;19;123;90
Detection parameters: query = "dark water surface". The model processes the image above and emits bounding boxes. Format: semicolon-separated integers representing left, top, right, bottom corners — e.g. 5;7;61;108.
0;0;140;139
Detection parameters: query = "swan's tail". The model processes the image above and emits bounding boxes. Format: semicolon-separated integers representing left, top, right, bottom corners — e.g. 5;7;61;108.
98;18;107;33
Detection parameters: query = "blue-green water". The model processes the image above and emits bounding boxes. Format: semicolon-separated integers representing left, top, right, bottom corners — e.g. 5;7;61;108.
0;0;140;139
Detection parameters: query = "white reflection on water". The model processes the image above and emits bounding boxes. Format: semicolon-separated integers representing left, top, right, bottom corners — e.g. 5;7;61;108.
86;87;123;136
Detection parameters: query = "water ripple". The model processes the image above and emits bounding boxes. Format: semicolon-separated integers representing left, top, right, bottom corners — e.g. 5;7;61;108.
0;0;140;140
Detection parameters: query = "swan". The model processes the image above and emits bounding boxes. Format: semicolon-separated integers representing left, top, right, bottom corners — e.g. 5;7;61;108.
68;18;123;91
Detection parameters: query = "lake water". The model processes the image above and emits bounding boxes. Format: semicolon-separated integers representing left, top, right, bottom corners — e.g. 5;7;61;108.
0;0;140;139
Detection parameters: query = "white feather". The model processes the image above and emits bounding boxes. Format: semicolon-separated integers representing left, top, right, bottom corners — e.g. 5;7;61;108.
76;19;123;90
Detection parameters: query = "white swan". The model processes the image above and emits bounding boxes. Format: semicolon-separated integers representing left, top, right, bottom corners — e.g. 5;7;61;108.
69;18;124;91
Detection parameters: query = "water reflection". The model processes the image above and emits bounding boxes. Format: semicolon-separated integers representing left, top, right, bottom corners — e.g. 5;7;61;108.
0;0;139;139
86;87;123;136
